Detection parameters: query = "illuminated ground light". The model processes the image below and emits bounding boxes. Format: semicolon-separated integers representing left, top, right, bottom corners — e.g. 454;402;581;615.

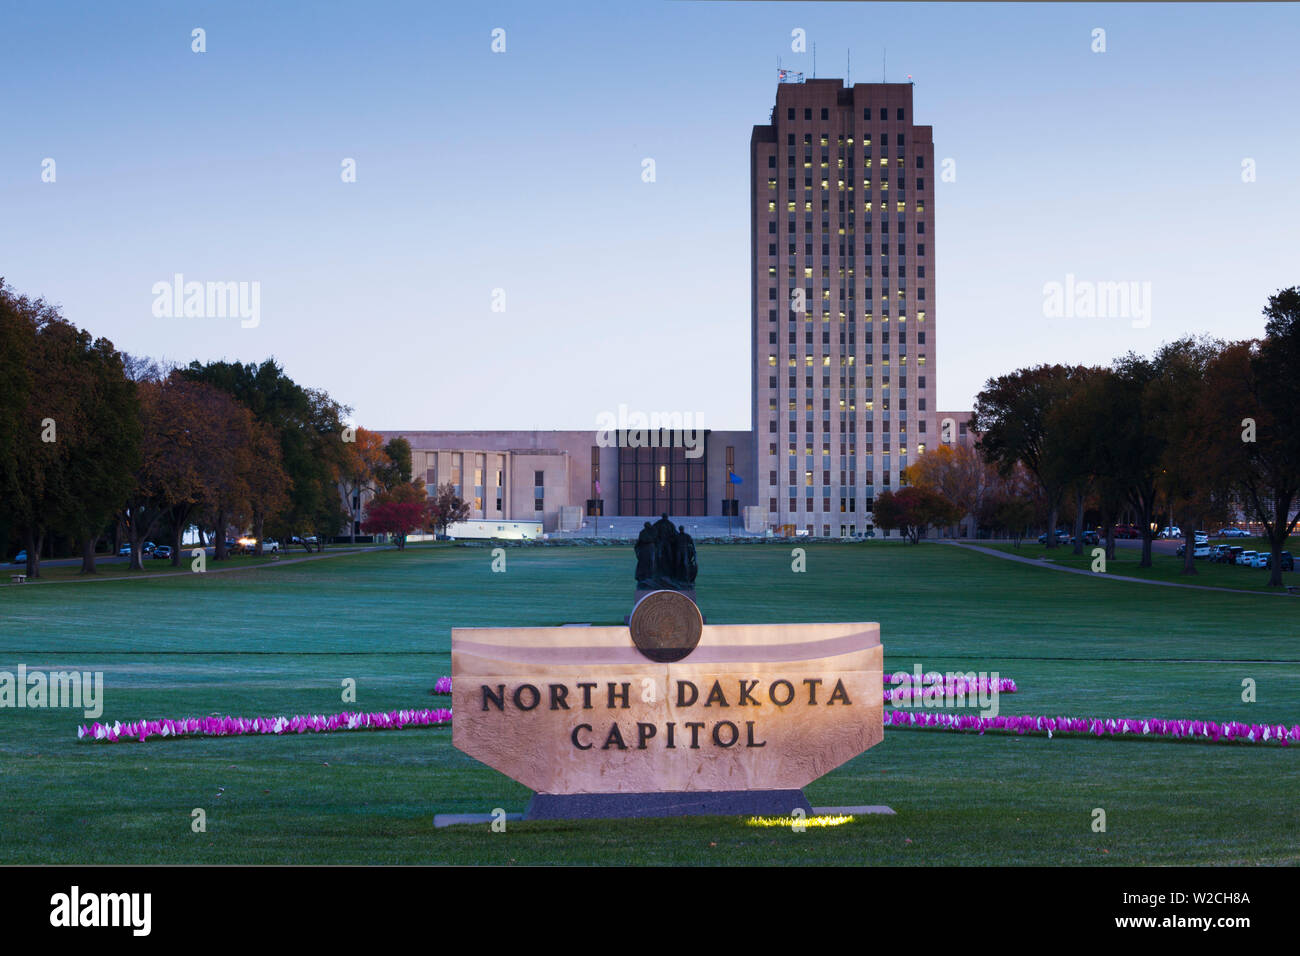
744;814;855;828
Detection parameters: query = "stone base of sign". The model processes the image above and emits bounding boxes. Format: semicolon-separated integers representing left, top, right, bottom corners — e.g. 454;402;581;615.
525;788;813;820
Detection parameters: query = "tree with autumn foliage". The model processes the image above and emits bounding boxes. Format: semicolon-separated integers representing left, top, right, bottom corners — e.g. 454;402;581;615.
0;281;141;577
336;427;390;544
361;480;427;549
871;485;961;544
426;482;472;538
903;443;1002;537
180;359;350;552
1199;289;1300;587
121;373;232;571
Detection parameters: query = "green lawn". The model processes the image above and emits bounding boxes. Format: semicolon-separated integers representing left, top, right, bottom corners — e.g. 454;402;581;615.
1;541;1298;865
972;537;1300;593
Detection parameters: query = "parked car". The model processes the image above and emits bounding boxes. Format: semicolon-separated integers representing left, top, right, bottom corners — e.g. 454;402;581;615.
1076;530;1100;546
1218;527;1249;538
1113;525;1141;539
1208;545;1231;563
10;551;27;565
1194;531;1209;545
1225;546;1245;565
1193;543;1213;559
1237;550;1257;566
1157;526;1182;539
1038;529;1071;544
1278;551;1295;572
152;545;173;560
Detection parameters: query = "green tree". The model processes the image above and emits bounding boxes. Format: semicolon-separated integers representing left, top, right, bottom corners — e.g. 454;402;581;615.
181;359;349;551
971;364;1084;549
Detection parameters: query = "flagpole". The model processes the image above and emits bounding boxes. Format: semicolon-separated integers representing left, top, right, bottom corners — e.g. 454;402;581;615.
727;473;733;537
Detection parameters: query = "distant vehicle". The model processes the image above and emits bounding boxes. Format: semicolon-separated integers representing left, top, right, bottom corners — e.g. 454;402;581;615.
142;541;156;554
1038;529;1070;544
1208;545;1232;563
1193;543;1213;559
1237;550;1257;566
1218;527;1249;538
152;546;173;560
1194;531;1209;544
1158;526;1182;539
11;551;27;565
1278;551;1295;572
1225;546;1245;565
261;539;280;553
118;544;132;556
1250;552;1271;568
1113;525;1142;539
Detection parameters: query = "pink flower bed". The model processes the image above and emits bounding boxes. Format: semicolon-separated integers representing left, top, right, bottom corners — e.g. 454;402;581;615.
884;709;1300;746
77;708;452;743
77;676;1298;748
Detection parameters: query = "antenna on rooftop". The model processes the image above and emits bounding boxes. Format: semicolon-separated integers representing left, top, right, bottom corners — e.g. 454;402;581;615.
882;47;887;83
847;49;852;86
812;42;816;78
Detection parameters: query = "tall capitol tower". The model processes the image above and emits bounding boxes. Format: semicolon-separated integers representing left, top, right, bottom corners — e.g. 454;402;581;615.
751;77;955;537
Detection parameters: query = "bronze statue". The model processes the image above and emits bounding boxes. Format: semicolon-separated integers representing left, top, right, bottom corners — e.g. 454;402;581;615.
634;513;698;591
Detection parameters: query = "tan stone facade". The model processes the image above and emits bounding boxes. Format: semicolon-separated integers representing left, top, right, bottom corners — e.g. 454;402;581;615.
752;78;972;536
376;430;755;532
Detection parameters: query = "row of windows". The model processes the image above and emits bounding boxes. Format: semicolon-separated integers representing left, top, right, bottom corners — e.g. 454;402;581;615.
771;177;928;191
782;131;912;149
769;286;927;302
766;202;927;217
764;310;928;323
770;152;920;167
763;217;927;234
768;242;926;255
788;107;909;122
771;263;927;277
767;419;929;435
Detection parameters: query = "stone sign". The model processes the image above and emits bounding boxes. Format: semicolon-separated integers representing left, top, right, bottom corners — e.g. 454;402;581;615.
451;619;883;809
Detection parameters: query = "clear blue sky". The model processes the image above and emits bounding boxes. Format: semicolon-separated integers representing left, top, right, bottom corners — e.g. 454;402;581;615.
3;2;1297;429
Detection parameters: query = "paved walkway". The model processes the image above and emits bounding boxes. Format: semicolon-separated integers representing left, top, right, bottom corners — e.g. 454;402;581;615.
943;541;1296;598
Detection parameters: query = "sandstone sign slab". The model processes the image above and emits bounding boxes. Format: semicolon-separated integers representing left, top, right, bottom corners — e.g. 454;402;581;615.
451;621;882;795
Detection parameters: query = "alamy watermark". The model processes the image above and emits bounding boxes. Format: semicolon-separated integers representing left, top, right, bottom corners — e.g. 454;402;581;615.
1042;274;1151;329
151;274;261;328
595;404;705;459
888;663;1002;717
0;665;103;718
